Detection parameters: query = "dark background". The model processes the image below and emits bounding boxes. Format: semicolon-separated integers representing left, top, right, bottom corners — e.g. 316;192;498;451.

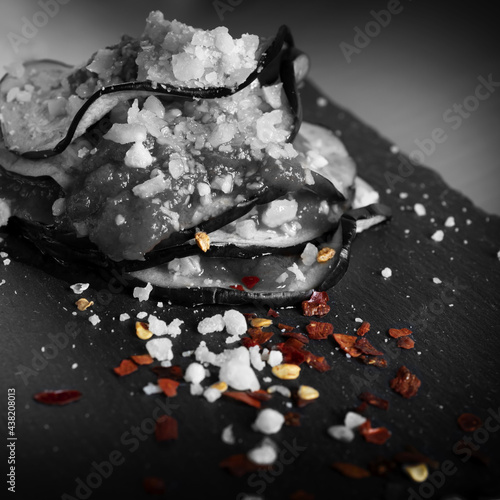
1;0;499;214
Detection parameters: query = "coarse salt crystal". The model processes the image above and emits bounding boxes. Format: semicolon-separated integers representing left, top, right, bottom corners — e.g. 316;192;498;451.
133;282;153;301
197;314;225;334
88;314;100;326
221;424;235;444
433;277;442;284
249;345;265;371
267;350;283;367
247;438;278;465
444;216;455;227
327;425;355;442
219;347;260;391
381;267;392;278
431;230;444;242
414;203;426;216
137;311;148;319
145;337;173;361
252;408;285;435
70;283;89;294
119;313;130;321
223;309;247;337
143;383;163;395
344;411;367;429
399;192;408;199
203;387;222;403
190;383;204;396
184;362;206;385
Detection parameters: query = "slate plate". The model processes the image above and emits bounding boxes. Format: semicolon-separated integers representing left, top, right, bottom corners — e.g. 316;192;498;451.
1;81;499;500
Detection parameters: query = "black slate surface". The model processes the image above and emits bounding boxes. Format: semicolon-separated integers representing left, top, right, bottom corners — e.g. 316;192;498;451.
1;81;500;500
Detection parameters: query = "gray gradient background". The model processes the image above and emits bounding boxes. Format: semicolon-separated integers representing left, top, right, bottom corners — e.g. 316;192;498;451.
1;0;499;214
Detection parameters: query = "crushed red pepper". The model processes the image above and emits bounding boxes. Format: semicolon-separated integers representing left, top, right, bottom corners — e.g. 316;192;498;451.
282;331;310;343
359;420;391;444
157;378;180;397
152;365;184;381
223;391;262;408
276;338;331;372
302;291;330;317
331;462;371;478
359;355;387;368
241;327;273;348
113;359;138;376
130;354;154;365
388;328;412;338
33;390;82;405
142;476;166;495
267;308;279;318
155;415;178;441
390;366;421;398
397;337;415;349
333;334;362;357
242;276;260;289
355;337;384;356
358;391;389;410
306;321;334;339
356;321;371;337
278;322;296;332
284;411;301;426
457;413;483;432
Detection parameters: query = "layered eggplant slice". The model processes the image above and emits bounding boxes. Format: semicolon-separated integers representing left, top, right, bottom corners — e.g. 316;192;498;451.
0;13;390;304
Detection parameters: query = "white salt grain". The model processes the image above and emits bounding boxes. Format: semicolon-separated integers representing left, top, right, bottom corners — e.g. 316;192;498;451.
344;411;367;429
184;362;206;385
197;314;225;334
327;425;355;443
119;313;130;321
70;283;89;294
221;424;235;445
143;383;162;395
145;338;173;361
444;216;455;227
133;282;153;301
203;387;222;403
247;438;278;465
431;230;444;242
223;310;247;336
88;314;100;326
433;277;442;284
414;203;426;216
252;408;285;435
381;267;392;278
267;350;283;367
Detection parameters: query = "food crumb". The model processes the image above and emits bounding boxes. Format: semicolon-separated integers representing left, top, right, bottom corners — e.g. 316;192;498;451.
431;230;444;242
381;267;392;278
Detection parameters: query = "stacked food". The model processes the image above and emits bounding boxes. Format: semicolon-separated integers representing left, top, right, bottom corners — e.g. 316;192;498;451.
0;12;389;304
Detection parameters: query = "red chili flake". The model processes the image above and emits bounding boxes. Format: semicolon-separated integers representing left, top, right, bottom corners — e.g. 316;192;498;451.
276;338;308;365
359;420;391;444
359;355;387;368
388;328;412;338
309;291;329;304
290;490;315;500
302;301;330;317
304;352;331;372
113;359;138;376
282;331;310;344
33;390;82;406
243;312;257;320
306;321;334;339
390;365;421;398
247;390;272;402
242;276;260;289
155;415;178;441
130;354;154;365
152;365;183;381
241;327;273;348
397;337;415;349
284;411;301;426
355;401;369;413
223;391;261;409
157;378;180;397
333;334;362;357
457;413;483;432
267;308;279;318
331;462;371;478
454;440;490;465
355;337;384;356
278;323;296;332
142;476;166;495
368;457;397;476
358;391;389;410
220;454;271;477
230;284;244;291
356;321;371;336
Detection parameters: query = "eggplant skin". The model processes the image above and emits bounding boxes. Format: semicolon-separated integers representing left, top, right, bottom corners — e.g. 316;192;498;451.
123;203;391;306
